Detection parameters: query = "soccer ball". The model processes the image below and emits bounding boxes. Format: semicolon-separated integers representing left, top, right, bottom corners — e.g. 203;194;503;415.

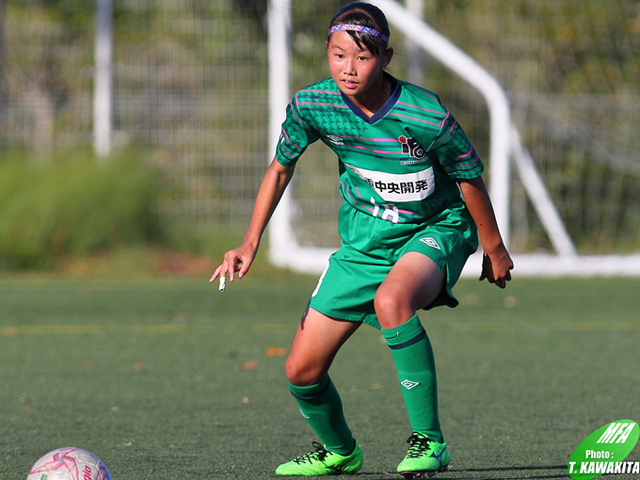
27;447;111;480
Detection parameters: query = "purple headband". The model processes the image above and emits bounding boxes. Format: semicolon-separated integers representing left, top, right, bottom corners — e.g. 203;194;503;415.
328;24;389;44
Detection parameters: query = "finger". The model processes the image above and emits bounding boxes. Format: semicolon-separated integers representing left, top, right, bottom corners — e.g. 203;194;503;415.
238;259;252;279
479;255;490;281
209;265;222;283
229;261;241;282
224;254;238;282
486;270;496;283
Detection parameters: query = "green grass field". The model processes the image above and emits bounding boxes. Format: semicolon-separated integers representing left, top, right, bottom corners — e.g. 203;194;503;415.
1;273;639;479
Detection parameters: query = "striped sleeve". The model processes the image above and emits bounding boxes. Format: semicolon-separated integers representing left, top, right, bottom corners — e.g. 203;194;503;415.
429;109;484;179
275;93;320;167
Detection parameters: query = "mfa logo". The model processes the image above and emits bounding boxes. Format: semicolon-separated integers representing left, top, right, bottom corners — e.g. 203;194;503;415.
568;419;639;479
399;136;426;160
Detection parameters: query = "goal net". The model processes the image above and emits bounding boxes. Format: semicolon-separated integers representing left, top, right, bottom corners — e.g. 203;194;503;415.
267;0;640;277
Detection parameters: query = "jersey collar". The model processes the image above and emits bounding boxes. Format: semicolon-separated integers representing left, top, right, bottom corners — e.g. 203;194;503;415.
340;74;401;124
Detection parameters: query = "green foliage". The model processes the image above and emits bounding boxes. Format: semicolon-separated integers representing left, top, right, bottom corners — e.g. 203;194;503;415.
3;0;639;256
0;150;163;270
12;0;94;37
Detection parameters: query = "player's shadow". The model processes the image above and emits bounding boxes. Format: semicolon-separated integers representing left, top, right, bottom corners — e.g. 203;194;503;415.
360;464;569;479
456;464;570;479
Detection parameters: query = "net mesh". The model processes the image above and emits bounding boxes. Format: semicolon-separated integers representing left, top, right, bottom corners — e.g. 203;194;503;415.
1;0;638;255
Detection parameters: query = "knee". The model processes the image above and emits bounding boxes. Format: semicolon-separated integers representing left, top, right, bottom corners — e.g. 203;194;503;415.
374;283;412;329
284;356;325;387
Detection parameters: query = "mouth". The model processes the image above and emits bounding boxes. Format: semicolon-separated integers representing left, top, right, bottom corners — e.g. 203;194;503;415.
342;79;358;89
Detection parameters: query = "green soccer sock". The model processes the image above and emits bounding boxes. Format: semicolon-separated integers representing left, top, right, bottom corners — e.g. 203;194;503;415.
382;314;444;443
288;376;355;455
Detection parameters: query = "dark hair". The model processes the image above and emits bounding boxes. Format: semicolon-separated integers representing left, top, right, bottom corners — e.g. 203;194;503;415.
328;2;390;56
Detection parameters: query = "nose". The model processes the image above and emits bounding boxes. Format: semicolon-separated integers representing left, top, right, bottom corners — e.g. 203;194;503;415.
344;57;356;75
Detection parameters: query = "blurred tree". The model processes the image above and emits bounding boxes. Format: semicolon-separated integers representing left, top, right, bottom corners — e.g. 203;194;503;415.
0;0;5;125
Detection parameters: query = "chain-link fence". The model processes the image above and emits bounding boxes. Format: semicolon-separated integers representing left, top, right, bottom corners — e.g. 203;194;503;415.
1;0;638;254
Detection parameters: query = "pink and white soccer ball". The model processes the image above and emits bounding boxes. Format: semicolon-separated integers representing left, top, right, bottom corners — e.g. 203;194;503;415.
27;447;111;480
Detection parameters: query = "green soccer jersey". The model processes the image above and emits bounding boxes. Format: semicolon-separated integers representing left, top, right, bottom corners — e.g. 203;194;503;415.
275;75;484;224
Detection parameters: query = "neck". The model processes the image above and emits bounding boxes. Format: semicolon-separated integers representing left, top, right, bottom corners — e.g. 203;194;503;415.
350;74;392;118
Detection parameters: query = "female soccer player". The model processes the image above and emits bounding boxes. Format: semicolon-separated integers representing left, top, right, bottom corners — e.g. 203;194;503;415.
211;2;513;477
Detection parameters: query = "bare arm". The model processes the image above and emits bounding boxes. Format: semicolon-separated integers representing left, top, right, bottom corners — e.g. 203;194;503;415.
458;176;514;288
210;158;296;284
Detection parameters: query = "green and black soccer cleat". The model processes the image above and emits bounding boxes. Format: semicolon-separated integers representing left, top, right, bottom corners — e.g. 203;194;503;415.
275;441;363;476
397;432;451;478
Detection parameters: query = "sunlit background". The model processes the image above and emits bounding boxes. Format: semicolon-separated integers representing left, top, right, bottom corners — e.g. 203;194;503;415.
1;0;638;272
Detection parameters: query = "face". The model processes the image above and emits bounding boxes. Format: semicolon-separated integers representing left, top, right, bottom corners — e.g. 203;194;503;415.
326;31;392;102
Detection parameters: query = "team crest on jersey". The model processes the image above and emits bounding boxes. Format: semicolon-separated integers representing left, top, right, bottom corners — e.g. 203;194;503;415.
399;135;426;161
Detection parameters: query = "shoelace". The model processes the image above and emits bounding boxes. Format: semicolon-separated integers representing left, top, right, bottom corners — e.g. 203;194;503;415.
292;442;330;465
405;434;433;458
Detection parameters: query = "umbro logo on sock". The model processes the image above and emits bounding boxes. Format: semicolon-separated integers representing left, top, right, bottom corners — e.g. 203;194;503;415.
400;379;420;390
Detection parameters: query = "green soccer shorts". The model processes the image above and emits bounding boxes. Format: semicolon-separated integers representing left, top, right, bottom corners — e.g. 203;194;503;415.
308;202;478;329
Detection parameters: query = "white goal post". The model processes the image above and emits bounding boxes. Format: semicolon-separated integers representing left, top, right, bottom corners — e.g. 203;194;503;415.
267;0;640;277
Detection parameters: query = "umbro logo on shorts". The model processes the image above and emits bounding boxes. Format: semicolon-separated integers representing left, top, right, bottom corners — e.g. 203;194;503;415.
419;237;441;250
400;379;420;390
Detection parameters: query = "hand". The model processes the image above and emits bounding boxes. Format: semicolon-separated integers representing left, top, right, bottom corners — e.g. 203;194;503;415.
210;242;258;286
479;246;513;289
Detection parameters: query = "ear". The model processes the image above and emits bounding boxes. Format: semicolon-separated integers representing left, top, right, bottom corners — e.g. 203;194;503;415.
383;47;394;68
